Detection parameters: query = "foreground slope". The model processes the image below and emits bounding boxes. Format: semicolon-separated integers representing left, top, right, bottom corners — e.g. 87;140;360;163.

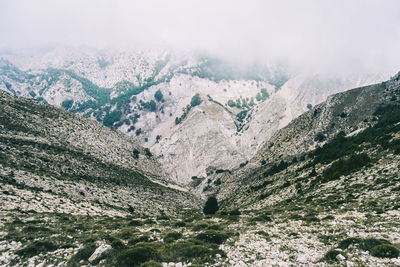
0;90;200;216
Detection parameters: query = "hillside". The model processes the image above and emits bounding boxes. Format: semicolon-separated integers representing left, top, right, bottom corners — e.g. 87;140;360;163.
1;71;400;266
197;73;400;265
0;90;200;216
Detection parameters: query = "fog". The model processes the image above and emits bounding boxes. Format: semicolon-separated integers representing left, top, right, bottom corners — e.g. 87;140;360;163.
1;0;400;74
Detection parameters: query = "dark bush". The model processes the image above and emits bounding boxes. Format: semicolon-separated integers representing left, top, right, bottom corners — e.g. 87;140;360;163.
174;221;186;227
314;132;326;142
190;93;202;107
16;240;58;258
360;238;390;251
228;209;241;216
158;241;210;262
338;237;362;249
128;220;143;226
324;249;342;261
192;223;209;231
68;243;97;266
116;246;157;267
128;235;150;246
203;196;219;215
154;90;163;102
103;110;122;127
133;149;140;159
322;153;371;182
163;232;183;243
144;148;152;157
61;99;74;110
111;239;126;249
195;230;229;244
371;244;399;258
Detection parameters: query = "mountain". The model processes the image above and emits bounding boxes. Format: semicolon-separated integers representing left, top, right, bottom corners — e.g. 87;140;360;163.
0;47;389;185
1;56;400;266
0;90;200;217
199;72;400;265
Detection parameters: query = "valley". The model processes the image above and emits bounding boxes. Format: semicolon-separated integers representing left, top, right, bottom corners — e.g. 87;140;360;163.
0;48;399;266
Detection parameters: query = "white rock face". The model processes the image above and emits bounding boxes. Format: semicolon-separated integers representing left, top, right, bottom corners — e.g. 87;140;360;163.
88;243;112;263
0;47;390;186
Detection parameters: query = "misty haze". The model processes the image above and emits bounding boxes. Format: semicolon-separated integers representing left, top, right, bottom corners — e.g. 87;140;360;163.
1;1;400;266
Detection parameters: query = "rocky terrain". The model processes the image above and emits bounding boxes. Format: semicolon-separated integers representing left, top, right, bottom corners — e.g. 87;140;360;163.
0;48;399;266
201;73;400;265
0;47;388;184
0;90;200;217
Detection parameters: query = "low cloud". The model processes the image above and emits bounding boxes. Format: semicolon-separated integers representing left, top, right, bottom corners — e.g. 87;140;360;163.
1;0;400;74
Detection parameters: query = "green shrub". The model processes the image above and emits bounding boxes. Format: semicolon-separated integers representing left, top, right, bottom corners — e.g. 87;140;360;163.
195;230;229;244
302;214;320;223
61;99;74;110
371;244;400;258
338;237;362;249
154;90;163;102
68;243;97;266
190;94;202;107
324;249;342;262
128;235;150;246
111;239;125;249
116;246;157;267
163;232;183;243
158;241;210;262
16;240;58;258
103;110;122;127
227;100;235;107
128;220;143;226
322;153;371;182
360;238;390;251
192;223;209;231
174;221;186;227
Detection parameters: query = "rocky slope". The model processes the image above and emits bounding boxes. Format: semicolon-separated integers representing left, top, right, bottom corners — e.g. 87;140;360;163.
0;47;389;185
0;90;200;217
0;58;399;266
197;73;400;266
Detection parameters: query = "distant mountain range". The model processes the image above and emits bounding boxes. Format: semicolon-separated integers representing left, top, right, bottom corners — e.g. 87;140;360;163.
0;47;389;185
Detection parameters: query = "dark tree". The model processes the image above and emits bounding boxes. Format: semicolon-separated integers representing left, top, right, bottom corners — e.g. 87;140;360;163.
154;89;164;102
190;93;202;107
133;149;140;159
203;196;219;215
144;148;152;157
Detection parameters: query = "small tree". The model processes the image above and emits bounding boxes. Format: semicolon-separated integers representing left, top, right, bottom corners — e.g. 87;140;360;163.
133;149;140;159
203;196;219;215
190;93;202;107
149;100;157;112
154;89;163;102
227;100;235;107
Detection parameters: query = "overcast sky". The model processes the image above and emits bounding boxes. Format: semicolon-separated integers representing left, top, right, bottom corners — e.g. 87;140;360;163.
1;0;400;73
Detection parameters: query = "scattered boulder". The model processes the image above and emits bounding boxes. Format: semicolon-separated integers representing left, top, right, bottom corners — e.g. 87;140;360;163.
88;243;112;263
